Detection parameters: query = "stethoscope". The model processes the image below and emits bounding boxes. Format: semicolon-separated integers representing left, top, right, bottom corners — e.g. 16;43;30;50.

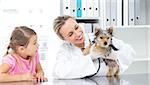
84;58;101;78
81;33;101;78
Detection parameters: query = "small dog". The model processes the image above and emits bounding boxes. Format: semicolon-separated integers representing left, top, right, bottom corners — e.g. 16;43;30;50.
83;26;120;77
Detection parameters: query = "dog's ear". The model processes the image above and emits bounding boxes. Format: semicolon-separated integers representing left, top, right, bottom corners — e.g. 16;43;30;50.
94;27;102;37
107;26;113;35
94;28;100;36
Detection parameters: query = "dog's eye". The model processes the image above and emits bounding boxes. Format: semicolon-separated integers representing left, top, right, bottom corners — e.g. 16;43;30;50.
107;37;109;39
100;37;103;39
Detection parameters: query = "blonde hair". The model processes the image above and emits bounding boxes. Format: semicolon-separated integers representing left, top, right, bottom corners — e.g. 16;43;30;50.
5;26;36;55
53;15;74;40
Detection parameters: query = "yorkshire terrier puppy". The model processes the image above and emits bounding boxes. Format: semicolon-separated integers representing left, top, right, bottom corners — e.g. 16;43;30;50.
83;27;120;77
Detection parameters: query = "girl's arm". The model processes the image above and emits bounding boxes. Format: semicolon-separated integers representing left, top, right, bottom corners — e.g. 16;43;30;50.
35;63;48;82
0;63;36;82
36;63;44;76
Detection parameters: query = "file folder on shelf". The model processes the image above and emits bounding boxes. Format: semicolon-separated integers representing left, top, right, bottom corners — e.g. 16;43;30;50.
93;0;100;17
123;0;128;26
134;0;140;25
106;0;111;26
77;0;82;18
62;0;70;15
84;23;92;33
117;0;122;26
70;0;76;17
110;0;117;26
128;0;135;25
86;0;94;18
82;0;87;18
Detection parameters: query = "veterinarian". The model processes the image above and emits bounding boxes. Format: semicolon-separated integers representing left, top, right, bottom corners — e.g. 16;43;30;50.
52;15;136;79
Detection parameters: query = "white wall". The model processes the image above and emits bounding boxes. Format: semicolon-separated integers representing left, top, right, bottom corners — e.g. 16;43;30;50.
115;26;150;74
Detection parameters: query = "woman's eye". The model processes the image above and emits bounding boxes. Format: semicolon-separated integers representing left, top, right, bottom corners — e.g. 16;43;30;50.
75;26;79;30
69;32;73;37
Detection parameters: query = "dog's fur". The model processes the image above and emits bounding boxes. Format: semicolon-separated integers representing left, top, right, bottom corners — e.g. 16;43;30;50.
82;27;120;77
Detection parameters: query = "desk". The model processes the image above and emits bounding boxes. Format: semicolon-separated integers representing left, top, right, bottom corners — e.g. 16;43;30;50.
0;74;149;85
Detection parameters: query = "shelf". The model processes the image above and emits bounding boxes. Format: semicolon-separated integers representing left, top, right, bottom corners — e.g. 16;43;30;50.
134;58;150;62
76;18;99;23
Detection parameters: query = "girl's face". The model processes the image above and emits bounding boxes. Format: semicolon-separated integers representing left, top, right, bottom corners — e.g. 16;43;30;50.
18;35;39;59
25;35;39;57
59;18;85;45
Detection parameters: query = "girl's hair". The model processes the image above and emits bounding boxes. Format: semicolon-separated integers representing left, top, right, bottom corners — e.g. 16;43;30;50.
5;26;36;55
53;15;74;40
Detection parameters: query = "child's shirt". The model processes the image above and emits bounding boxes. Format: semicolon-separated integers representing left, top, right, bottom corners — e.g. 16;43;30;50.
2;52;40;75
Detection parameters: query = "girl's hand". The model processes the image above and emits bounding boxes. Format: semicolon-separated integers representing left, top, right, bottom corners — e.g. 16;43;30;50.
35;73;48;82
21;73;37;82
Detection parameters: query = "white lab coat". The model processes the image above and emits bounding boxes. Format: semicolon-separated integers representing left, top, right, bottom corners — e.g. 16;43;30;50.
53;34;136;79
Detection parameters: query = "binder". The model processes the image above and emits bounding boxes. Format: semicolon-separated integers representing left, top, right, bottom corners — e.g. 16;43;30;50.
117;0;122;26
70;0;76;17
99;0;105;29
77;0;82;18
128;0;135;25
82;0;87;18
110;0;117;26
106;0;111;26
93;0;100;17
123;0;128;26
134;0;140;25
84;23;92;33
62;0;70;15
86;0;94;18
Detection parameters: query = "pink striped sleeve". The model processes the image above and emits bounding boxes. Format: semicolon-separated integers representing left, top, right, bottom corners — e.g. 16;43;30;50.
2;55;15;69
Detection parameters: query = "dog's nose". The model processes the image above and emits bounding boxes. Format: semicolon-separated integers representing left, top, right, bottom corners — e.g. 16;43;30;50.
104;42;107;45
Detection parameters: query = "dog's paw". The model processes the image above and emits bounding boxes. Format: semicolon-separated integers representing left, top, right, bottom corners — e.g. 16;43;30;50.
107;68;114;77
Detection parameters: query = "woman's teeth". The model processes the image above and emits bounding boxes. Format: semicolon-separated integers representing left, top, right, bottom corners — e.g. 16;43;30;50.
78;35;82;40
76;32;83;40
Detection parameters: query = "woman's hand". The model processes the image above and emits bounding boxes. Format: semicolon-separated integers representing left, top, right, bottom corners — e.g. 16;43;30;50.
82;42;92;56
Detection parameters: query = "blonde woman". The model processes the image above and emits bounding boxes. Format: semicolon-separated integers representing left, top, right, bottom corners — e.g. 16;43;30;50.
52;15;135;79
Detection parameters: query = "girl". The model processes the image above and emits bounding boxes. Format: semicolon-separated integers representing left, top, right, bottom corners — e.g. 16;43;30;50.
0;26;47;82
